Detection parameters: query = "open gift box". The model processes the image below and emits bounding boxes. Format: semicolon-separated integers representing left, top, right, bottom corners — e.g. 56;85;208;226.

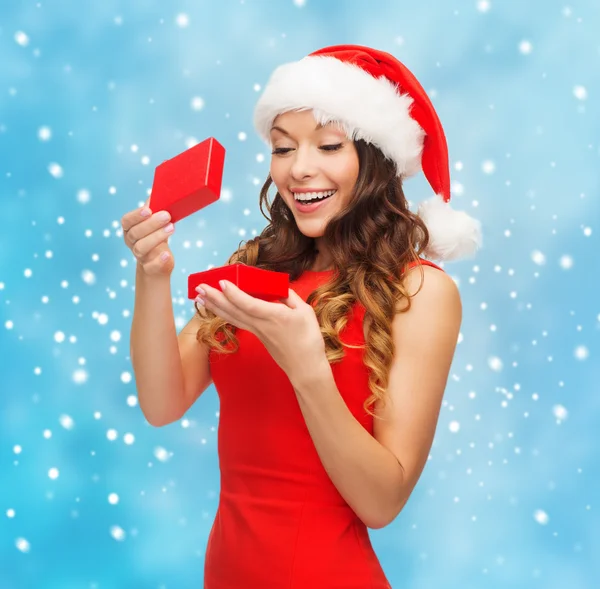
188;264;290;302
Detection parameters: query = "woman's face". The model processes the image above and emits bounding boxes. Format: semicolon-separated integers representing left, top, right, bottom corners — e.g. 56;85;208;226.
269;110;359;238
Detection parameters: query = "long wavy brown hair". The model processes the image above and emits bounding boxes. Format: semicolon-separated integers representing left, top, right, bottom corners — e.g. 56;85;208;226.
195;138;431;419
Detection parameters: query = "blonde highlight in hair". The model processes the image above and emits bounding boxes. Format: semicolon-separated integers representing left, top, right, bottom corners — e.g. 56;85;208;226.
195;139;430;419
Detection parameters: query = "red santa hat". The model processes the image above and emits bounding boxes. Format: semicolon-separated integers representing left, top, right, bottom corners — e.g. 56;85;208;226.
253;44;482;261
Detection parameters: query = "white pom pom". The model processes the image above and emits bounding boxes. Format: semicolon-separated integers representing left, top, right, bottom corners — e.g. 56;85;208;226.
417;194;482;261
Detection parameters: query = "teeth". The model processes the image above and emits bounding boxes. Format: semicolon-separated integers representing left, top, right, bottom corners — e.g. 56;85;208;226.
293;190;336;201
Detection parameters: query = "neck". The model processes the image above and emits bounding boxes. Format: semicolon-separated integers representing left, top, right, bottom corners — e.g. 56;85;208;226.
312;239;333;272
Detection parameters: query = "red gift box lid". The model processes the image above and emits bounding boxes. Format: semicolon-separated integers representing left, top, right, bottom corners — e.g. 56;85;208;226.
150;137;225;224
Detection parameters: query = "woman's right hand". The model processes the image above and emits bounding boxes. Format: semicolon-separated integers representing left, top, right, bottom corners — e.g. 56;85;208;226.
121;198;176;277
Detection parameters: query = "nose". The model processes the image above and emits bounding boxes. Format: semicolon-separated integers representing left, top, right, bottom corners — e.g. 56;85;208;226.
289;145;317;181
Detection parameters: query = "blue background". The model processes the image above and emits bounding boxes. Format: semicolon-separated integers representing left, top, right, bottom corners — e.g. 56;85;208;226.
1;1;599;587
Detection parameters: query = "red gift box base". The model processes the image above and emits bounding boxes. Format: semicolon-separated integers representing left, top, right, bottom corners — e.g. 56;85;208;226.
188;264;289;301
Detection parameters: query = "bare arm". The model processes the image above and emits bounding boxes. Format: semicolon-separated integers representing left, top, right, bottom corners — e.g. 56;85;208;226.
292;266;462;529
130;263;189;426
123;199;220;427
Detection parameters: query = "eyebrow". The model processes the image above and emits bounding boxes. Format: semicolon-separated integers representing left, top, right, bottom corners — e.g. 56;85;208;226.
270;122;326;136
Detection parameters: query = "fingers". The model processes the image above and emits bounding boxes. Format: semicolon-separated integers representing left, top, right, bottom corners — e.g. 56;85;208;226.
121;201;173;257
128;212;173;258
121;197;176;276
121;203;153;234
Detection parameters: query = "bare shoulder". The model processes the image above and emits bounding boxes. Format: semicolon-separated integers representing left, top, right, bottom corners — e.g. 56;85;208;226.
391;263;462;378
362;264;461;339
397;263;462;317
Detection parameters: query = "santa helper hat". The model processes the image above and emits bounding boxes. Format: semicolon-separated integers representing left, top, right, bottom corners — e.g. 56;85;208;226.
253;44;482;261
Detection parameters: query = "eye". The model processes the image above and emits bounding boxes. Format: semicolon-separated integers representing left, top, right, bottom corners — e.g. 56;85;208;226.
271;143;343;155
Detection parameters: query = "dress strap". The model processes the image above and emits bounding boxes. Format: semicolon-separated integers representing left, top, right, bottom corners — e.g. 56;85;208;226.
380;258;444;285
403;257;445;274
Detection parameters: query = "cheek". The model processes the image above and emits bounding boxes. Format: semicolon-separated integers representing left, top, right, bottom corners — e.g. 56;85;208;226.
339;159;359;191
270;159;285;184
269;162;287;197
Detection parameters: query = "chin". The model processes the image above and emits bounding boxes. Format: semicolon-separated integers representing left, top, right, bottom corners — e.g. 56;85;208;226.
297;228;325;239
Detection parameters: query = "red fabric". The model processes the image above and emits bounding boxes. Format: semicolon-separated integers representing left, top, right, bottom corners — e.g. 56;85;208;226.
205;258;443;588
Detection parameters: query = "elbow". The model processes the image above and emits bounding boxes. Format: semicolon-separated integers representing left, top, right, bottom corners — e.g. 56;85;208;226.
137;391;185;428
362;508;394;530
140;407;179;428
147;418;167;428
145;413;179;428
365;520;387;531
144;412;166;428
364;497;408;530
365;513;395;530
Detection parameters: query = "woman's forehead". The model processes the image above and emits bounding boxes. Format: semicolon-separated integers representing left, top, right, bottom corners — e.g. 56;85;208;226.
271;111;347;135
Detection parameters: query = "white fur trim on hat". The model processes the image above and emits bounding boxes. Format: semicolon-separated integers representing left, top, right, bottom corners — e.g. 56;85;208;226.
253;55;425;178
417;194;483;261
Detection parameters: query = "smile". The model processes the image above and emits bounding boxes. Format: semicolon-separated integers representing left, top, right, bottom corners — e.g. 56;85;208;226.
292;190;337;213
292;189;337;202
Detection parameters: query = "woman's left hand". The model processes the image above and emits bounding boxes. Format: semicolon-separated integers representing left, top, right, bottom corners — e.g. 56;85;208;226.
195;280;328;385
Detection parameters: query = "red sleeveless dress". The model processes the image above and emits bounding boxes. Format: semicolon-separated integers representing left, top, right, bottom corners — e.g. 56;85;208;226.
205;258;443;588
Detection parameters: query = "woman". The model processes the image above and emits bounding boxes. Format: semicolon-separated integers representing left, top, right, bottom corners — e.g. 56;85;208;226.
125;44;482;588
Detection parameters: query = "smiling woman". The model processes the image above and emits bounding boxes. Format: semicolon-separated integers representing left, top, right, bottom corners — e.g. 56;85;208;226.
268;110;360;258
188;44;483;588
